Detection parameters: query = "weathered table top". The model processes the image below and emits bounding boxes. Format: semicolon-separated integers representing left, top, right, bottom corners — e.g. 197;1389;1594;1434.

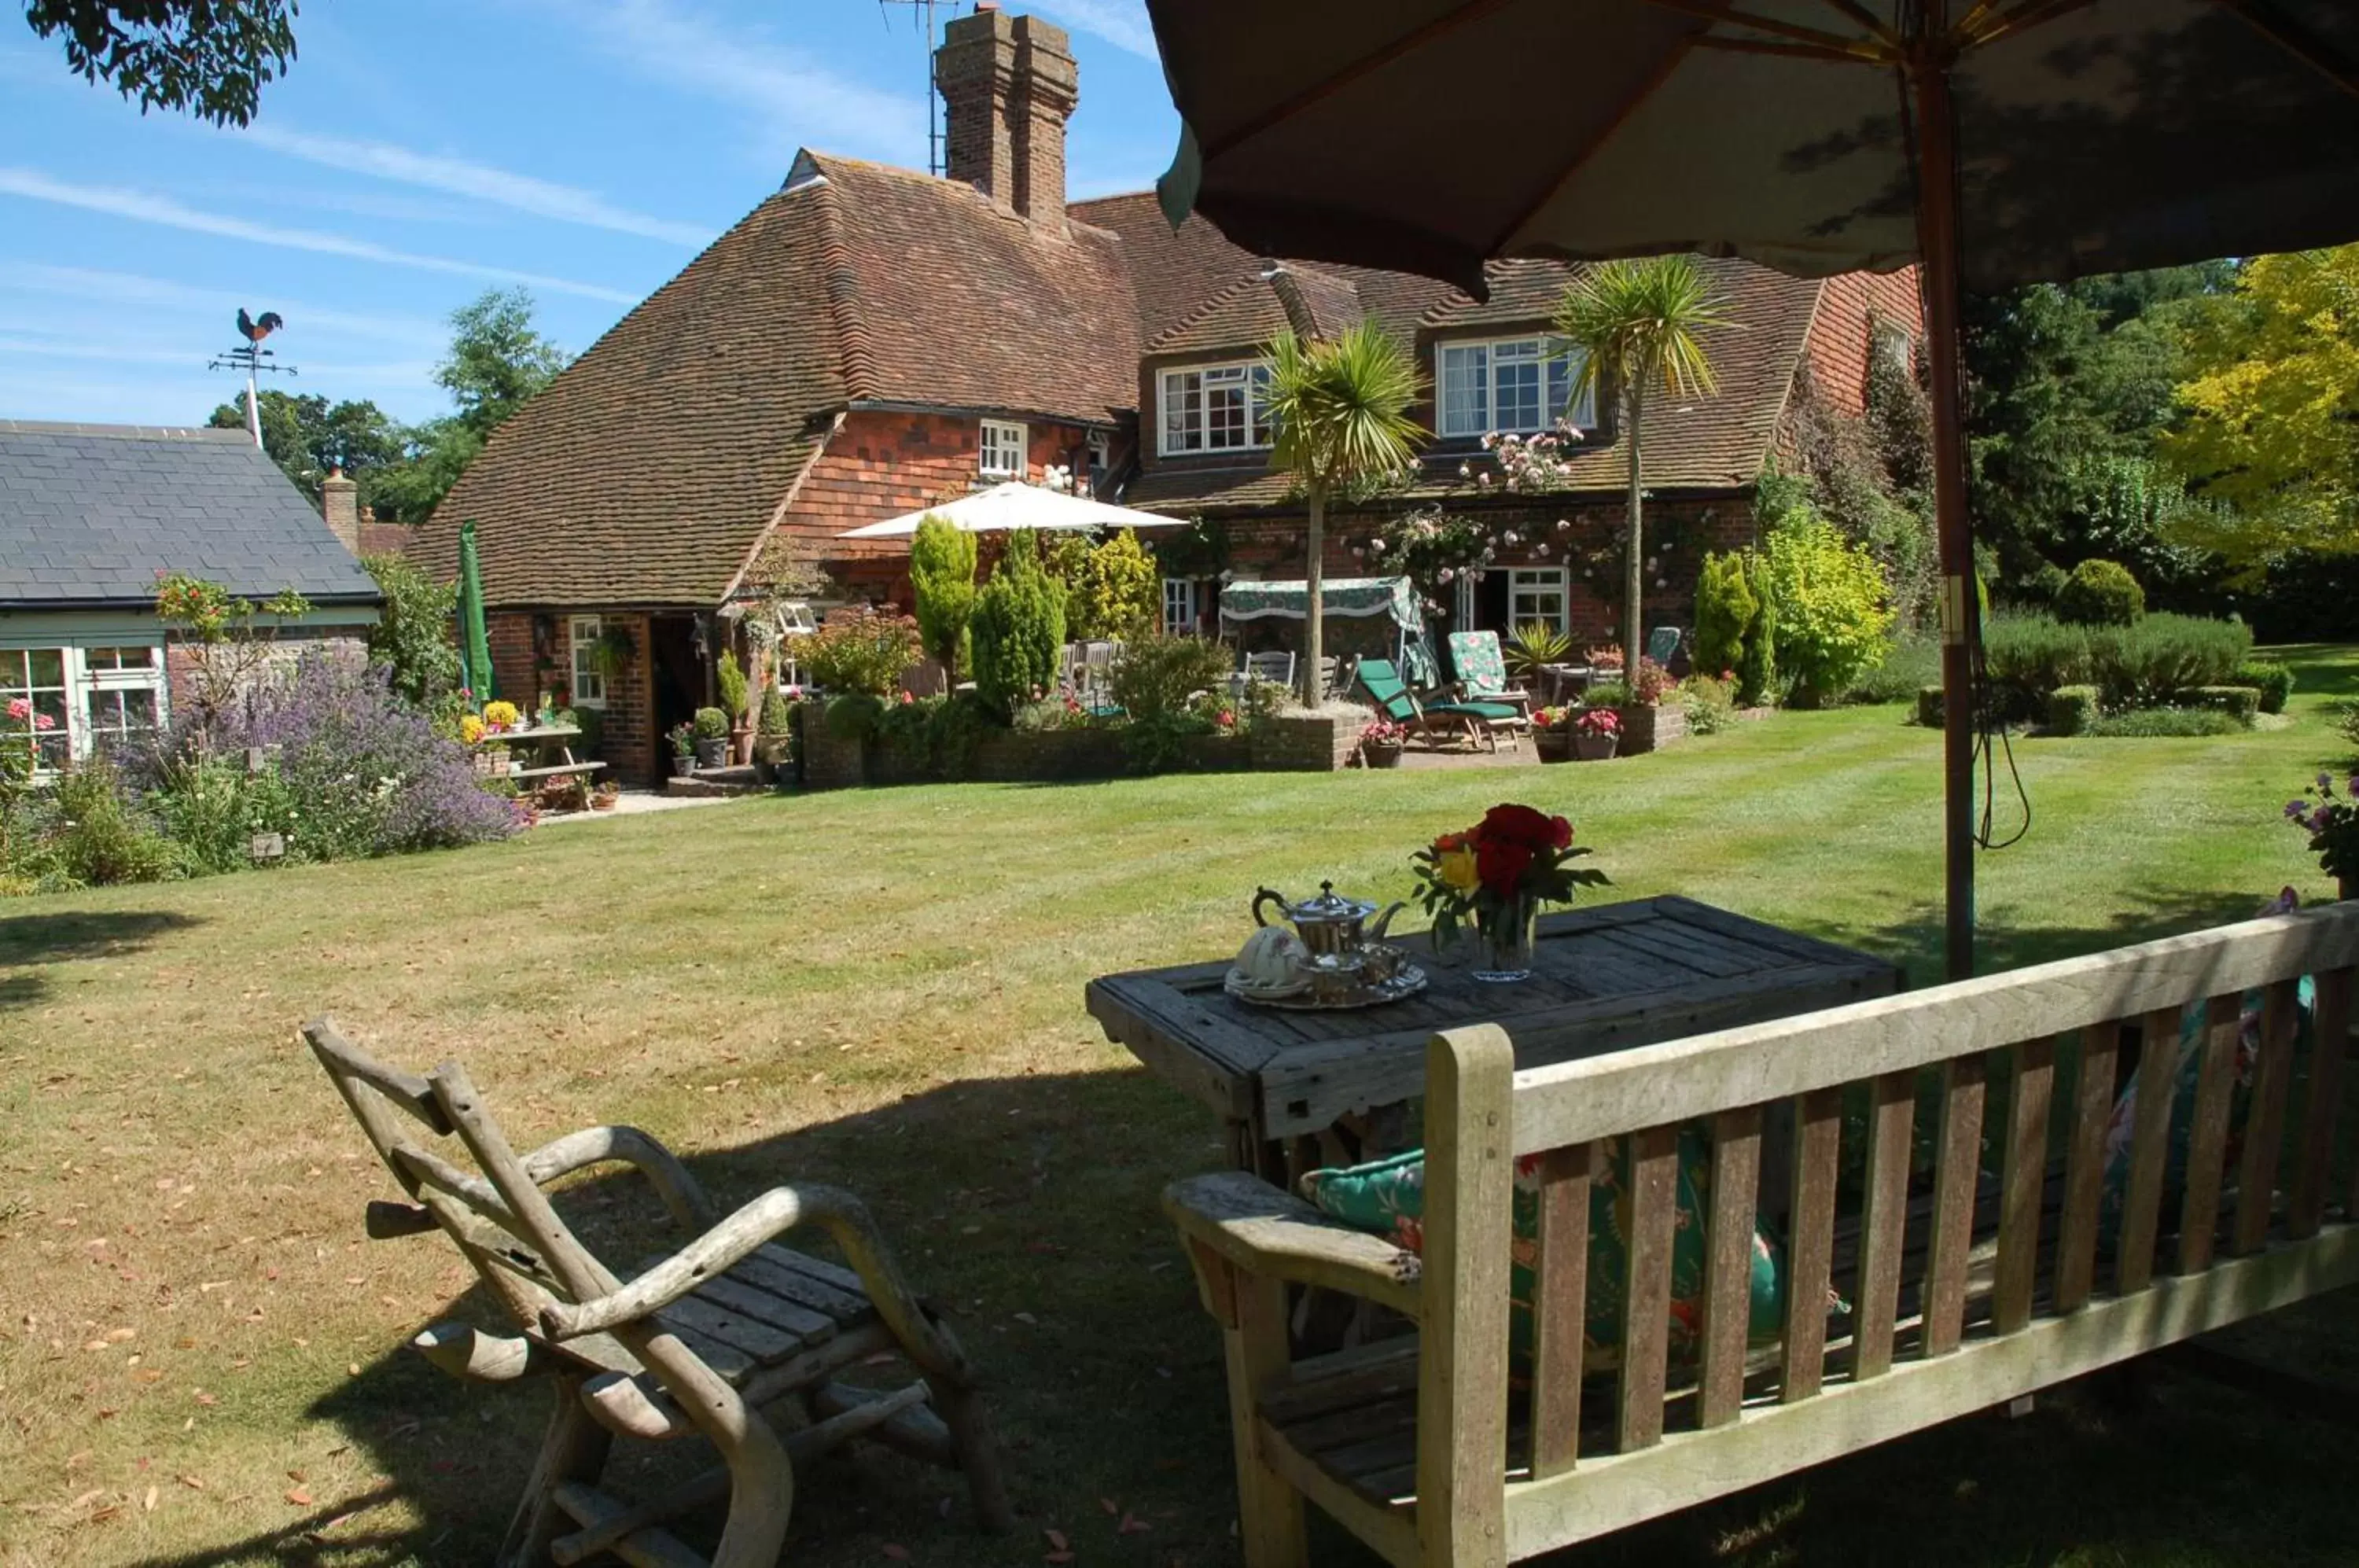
1087;894;1904;1146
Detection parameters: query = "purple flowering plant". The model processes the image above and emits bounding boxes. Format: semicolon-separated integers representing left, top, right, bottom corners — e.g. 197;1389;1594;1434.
2284;772;2359;887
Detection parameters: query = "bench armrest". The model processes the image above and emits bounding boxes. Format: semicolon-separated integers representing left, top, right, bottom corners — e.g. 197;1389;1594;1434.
520;1124;718;1229
1165;1171;1422;1319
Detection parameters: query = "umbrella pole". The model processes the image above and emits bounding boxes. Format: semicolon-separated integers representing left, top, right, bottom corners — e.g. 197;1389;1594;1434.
1912;44;1979;981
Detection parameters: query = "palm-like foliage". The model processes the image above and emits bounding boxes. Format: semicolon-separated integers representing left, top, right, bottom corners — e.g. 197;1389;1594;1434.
1264;319;1426;704
1554;256;1730;675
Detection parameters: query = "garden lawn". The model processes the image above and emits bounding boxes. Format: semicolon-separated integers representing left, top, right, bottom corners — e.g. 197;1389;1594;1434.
4;645;2358;1568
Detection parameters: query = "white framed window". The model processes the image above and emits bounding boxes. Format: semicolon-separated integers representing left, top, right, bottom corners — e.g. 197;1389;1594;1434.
1086;430;1112;494
979;418;1028;479
569;615;607;708
1875;322;1916;375
771;602;817;692
1507;568;1570;633
2;642;167;775
1160;361;1274;455
1437;335;1592;437
1161;578;1199;636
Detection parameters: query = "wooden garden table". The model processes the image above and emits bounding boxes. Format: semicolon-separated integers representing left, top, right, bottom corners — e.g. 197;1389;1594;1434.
1087;894;1903;1183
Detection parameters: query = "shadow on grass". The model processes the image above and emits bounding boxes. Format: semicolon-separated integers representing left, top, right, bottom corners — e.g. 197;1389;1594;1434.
194;918;2359;1567
0;907;203;1010
2273;644;2359;703
1812;885;2278;988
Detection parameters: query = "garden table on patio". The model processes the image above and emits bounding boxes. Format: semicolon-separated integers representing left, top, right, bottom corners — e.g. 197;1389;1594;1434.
1087;894;1902;1183
478;723;604;808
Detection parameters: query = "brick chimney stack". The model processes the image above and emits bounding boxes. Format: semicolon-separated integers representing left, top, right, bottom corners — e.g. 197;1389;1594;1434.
937;8;1078;229
322;466;361;555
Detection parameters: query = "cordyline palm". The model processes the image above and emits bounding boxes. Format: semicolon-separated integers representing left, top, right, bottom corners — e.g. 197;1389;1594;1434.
1555;256;1729;679
1265;319;1426;705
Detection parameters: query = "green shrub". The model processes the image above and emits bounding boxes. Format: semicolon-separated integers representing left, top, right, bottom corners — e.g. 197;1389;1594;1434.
2045;684;2102;736
2054;558;2146;627
1847;633;1940;705
2342;700;2359;753
2015;561;2068;612
361;551;462;710
49;760;178;886
802;607;922;698
2236;660;2294;715
2175;685;2261;723
1761;510;1894;706
758;689;796;735
692;706;729;741
1121;710;1215;775
1678;673;1737;734
908;514;979;679
716;650;748;723
1983;613;2093;721
1916;685;1944;729
2088;613;2250;709
1584;679;1629;709
1108;634;1233;722
2084;708;2244;738
1061;528;1161;643
873;694;937;760
146;756;302;875
1013;698;1081;732
926;691;1000;779
823;693;885;742
1736;550;1778;706
1692;551;1754;679
970;531;1068;716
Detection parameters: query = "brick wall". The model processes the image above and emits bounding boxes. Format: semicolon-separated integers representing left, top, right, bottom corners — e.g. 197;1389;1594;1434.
783;409;1099;605
1803;267;1925;417
485;609;660;784
162;627;369;720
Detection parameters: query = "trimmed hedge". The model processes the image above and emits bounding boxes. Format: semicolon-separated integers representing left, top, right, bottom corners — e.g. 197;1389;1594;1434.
1983;612;2252;720
2054;558;2146;627
2236;660;2294;715
2046;685;2101;736
2085;708;2245;738
2175;685;2262;723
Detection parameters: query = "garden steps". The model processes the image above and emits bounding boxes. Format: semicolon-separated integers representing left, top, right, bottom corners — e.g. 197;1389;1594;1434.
664;767;764;799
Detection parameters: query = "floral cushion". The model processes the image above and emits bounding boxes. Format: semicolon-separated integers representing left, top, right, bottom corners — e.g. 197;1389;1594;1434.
1447;631;1515;698
1301;1126;1787;1373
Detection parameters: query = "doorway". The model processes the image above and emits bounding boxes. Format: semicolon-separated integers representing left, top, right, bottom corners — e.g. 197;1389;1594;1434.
648;613;703;756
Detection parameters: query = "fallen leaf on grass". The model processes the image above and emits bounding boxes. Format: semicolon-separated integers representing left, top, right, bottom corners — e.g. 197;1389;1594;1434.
1100;1497;1119;1515
1044;1529;1069;1551
177;1475;204;1490
284;1487;313;1507
143;1485;157;1512
1118;1513;1151;1534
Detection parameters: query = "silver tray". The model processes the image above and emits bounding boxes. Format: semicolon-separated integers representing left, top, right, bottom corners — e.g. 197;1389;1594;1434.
1224;963;1429;1011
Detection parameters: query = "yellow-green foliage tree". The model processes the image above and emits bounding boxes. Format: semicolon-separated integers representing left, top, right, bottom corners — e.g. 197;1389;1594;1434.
1063;528;1161;642
1760;510;1893;706
2165;247;2359;562
909;513;979;679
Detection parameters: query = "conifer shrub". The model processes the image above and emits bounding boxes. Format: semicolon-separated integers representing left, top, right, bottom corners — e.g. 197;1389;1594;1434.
971;530;1069;717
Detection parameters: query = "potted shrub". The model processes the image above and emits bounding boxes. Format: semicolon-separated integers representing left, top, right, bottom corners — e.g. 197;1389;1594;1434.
1616;657;1687;754
666;721;698;778
591;781;620;812
2287;772;2359;900
1359;716;1408;768
1531;705;1573;761
718;650;753;765
692;706;731;769
752;689;795;785
1573;705;1621;760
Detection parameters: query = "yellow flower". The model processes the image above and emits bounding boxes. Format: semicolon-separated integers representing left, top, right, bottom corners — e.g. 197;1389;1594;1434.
483;700;520;728
458;714;486;744
1437;848;1479;893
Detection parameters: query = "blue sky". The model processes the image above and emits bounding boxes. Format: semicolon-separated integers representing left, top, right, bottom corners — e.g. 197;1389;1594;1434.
0;0;1176;427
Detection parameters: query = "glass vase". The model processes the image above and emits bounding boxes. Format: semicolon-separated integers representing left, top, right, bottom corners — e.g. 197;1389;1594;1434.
1471;893;1540;983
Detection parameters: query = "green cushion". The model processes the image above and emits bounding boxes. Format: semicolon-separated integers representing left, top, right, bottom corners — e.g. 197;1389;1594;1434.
1430;701;1522;722
1301;1127;1786;1373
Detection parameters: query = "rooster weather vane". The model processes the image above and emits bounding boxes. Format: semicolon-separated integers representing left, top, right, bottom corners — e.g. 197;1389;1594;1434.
211;308;296;448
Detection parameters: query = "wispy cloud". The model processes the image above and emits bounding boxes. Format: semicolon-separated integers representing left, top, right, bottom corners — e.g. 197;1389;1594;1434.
0;168;641;304
1032;0;1160;60
0;262;446;345
0;331;435;386
235;124;714;246
578;0;928;163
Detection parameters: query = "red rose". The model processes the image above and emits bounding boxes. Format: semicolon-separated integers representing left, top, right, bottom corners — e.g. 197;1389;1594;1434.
1481;802;1557;848
1476;834;1535;897
1551;815;1573;850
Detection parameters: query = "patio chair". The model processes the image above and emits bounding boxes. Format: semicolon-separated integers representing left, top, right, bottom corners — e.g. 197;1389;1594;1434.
1356;658;1525;752
1080;641;1126;718
306;1018;1010;1568
1242;649;1295;692
1444;630;1538;718
1647;624;1684;668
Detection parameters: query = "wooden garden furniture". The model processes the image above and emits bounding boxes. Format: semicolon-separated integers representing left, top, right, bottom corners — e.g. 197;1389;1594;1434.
1354;659;1524;753
1443;631;1537;722
1091;896;1901;1183
1165;904;2359;1567
306;1018;1010;1567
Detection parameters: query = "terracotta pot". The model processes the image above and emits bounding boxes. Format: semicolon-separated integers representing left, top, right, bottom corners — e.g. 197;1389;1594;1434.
731;726;754;766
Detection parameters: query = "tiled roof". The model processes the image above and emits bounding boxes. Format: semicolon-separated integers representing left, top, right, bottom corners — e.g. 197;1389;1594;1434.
1127;258;1824;513
1421;258;1581;329
0;421;380;607
425;152;1139;610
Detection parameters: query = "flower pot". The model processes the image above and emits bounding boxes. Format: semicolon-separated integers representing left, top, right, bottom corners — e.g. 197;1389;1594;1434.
694;737;729;769
671;752;698;778
1362;740;1404;770
1573;733;1619;762
1535;730;1572;764
731;726;753;766
1472;893;1539;983
591;793;618;812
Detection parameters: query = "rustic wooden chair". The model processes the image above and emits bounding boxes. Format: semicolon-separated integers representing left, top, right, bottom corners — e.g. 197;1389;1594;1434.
305;1017;1010;1567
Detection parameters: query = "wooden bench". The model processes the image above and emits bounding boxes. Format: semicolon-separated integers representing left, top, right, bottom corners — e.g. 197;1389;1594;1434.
1168;904;2359;1566
512;761;607;781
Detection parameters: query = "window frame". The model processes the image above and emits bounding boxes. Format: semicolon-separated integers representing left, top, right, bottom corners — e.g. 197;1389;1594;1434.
1436;333;1593;439
1158;359;1275;456
979;418;1029;480
1;640;168;775
1506;567;1570;635
1161;577;1200;637
569;614;608;709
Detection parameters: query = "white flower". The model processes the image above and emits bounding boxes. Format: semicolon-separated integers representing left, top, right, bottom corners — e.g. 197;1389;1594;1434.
1655;578;1669;589
1502;531;1521;547
1458;462;1471;478
1556;519;1571;532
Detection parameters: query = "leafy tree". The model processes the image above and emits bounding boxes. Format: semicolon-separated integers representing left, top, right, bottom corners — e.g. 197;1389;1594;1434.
208;390;403;505
1555;256;1729;682
153;574;311;733
360;553;461;714
2163;247;2359;565
1264;319;1424;705
1760;508;1893;706
1063;528;1161;642
908;514;979;680
374;289;572;524
25;0;297;126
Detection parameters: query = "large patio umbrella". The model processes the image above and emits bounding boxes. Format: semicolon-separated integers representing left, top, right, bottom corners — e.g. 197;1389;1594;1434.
837;481;1190;539
1146;0;2359;977
455;520;494;703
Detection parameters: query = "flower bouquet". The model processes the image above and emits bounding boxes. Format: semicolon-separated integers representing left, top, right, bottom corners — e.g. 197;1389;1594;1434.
1411;804;1609;981
1572;705;1621;761
2286;772;2359;898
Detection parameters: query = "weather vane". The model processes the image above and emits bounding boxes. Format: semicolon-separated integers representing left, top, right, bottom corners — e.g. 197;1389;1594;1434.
208;309;296;448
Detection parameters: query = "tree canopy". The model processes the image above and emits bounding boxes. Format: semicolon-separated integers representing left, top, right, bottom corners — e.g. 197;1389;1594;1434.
208;391;403;505
24;0;298;125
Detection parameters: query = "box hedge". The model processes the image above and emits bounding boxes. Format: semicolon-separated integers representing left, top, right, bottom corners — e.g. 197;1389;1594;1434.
2045;685;2102;735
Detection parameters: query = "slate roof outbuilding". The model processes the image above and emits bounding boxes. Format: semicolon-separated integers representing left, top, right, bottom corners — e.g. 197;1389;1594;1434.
0;421;380;608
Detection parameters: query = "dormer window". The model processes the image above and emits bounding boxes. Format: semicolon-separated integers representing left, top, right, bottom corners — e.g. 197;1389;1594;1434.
1161;360;1273;455
980;418;1027;479
1437;335;1592;438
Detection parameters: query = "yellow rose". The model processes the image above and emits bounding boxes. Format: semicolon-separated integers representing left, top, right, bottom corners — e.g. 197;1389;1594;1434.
1438;848;1479;893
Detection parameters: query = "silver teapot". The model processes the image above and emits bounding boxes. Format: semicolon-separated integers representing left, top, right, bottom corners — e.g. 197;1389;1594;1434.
1250;882;1405;963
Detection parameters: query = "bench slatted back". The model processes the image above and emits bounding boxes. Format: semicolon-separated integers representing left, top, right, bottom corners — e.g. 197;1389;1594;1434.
1419;903;2359;1548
